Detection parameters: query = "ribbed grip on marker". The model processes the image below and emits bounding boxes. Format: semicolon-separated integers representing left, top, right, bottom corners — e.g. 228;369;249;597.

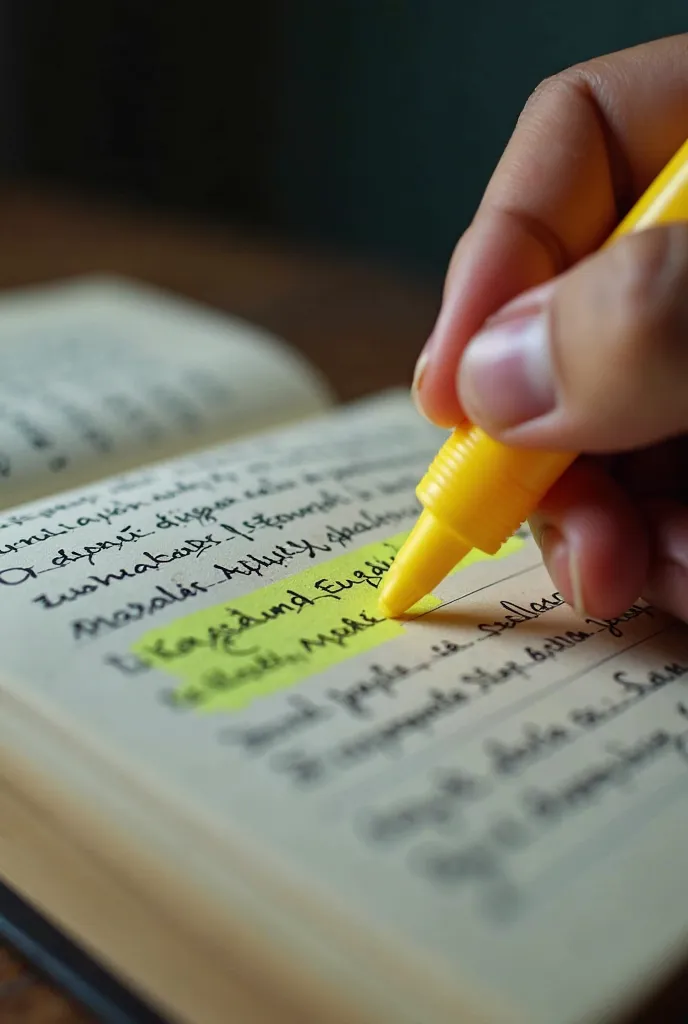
416;424;576;554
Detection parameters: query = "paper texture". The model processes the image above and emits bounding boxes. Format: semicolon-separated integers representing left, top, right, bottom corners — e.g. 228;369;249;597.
0;276;330;509
0;391;687;1024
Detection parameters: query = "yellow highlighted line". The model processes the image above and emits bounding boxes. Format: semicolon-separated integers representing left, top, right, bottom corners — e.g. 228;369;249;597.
132;532;523;713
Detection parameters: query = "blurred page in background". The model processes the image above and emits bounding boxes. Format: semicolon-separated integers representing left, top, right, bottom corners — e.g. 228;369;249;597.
0;276;330;509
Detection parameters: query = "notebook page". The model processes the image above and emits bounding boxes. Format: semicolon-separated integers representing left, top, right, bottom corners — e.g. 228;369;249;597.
0;276;330;510
0;391;687;1024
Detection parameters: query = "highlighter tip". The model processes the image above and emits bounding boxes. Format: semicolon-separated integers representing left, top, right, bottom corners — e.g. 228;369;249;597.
378;558;425;618
379;510;473;619
377;566;430;619
377;583;413;619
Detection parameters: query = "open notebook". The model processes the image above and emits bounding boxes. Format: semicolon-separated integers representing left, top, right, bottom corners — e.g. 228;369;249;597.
1;276;687;1024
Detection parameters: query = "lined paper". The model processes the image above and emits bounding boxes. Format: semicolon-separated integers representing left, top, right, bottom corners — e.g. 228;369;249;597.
0;391;687;1024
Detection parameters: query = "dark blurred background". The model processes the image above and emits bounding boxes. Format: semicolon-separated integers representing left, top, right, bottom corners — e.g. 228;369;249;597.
0;2;685;280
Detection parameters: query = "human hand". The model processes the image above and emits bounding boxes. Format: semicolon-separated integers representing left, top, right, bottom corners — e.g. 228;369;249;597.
413;35;688;624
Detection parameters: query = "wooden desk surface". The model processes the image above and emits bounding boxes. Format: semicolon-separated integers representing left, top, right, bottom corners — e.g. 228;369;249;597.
0;186;439;402
0;185;685;1024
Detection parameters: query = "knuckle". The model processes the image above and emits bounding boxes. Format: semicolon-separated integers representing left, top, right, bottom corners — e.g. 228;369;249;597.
519;64;593;123
612;227;688;359
552;225;688;421
520;72;574;121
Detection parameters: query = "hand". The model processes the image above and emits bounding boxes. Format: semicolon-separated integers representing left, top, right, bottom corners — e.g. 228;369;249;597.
413;35;688;624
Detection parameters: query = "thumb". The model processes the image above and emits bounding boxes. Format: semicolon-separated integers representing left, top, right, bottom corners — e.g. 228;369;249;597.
458;224;688;452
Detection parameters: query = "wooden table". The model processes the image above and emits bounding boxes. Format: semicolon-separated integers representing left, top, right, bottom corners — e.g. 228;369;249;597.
0;185;685;1024
0;185;440;403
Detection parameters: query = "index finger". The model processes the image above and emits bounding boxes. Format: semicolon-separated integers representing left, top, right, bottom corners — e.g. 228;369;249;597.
418;33;688;426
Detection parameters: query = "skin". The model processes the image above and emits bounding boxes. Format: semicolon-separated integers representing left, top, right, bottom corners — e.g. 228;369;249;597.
413;34;688;624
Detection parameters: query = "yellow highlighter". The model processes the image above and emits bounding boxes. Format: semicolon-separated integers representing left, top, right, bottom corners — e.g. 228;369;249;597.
379;137;688;619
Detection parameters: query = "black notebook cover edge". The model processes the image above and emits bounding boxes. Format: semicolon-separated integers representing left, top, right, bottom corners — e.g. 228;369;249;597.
0;879;166;1023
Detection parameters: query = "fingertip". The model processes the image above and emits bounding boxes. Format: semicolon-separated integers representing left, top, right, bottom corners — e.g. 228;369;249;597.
642;500;688;622
411;337;460;427
531;460;648;620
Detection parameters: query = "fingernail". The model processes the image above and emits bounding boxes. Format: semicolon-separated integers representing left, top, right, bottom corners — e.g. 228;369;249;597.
538;525;567;580
528;515;547;550
533;523;587;617
459;311;555;431
568;545;586;617
411;347;431;416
